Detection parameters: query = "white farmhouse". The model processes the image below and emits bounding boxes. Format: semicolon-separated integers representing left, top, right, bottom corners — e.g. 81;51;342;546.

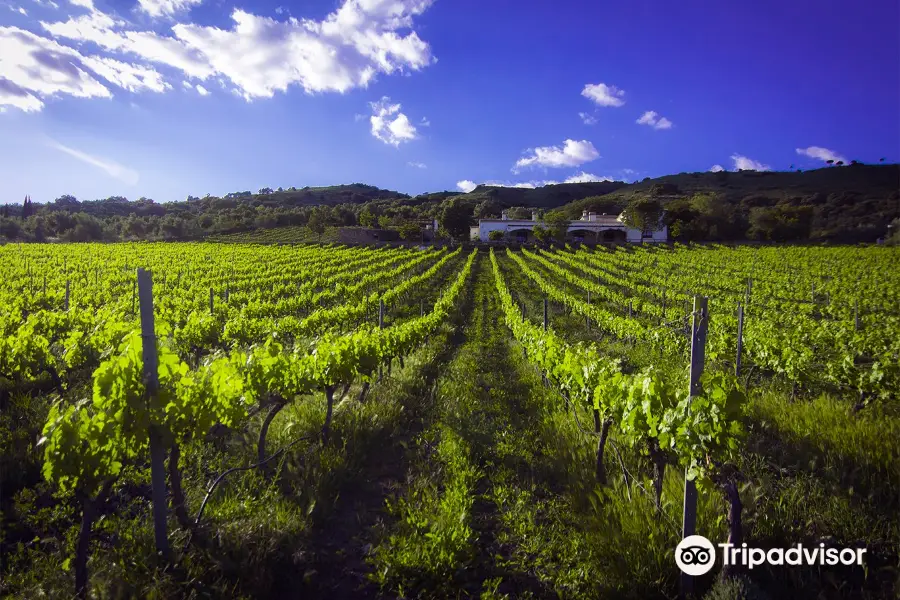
470;210;668;243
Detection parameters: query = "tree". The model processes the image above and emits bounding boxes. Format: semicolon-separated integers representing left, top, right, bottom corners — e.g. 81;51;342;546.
488;230;505;241
377;215;392;229
622;198;662;232
880;157;885;163
826;159;834;166
0;217;22;239
307;212;325;235
474;198;502;219
543;210;569;241
258;187;273;195
54;194;79;207
532;225;551;243
359;208;375;227
835;161;844;167
398;222;421;241
507;206;531;220
439;198;473;240
747;205;813;242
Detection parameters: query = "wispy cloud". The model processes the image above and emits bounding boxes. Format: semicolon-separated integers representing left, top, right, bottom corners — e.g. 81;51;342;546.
137;0;203;18
564;172;612;183
48;139;139;185
796;146;846;164
195;83;209;96
456;171;613;192
578;112;597;125
407;161;426;169
636;110;673;130
710;164;724;172
730;154;770;171
581;82;625;107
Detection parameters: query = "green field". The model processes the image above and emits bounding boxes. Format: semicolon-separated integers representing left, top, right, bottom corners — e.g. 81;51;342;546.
1;242;897;599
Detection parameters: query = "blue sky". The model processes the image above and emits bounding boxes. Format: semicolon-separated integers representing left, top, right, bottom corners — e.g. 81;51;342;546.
1;0;898;203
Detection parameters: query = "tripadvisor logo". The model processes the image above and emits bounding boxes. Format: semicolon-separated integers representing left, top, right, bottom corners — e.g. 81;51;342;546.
676;535;716;576
675;535;867;575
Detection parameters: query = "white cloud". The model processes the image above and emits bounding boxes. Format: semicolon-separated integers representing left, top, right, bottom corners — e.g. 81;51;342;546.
796;146;846;164
454;176;615;191
42;12;216;80
195;83;209;95
407;161;426;169
138;0;203;18
581;82;625;107
578;111;597;125
39;0;436;102
514;139;599;171
0;25;172;112
636;110;673;130
0;26;113;112
369;96;417;146
13;6;28;15
81;55;170;93
0;83;44;112
457;179;477;193
419;116;429;126
458;172;616;191
730;154;770;171
274;6;284;14
48;139;139;185
621;168;637;175
710;164;724;172
182;80;192;89
564;172;613;183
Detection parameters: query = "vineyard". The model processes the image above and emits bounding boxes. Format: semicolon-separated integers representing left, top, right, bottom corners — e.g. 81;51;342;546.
1;242;898;599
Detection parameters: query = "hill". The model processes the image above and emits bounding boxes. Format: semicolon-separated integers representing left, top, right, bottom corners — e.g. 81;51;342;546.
453;180;627;209
0;184;410;242
1;166;897;243
552;164;900;243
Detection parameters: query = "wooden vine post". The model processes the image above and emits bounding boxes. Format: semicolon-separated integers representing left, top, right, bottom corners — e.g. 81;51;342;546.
543;298;548;331
681;295;708;599
586;290;591;330
735;303;744;377
137;269;170;561
378;299;385;380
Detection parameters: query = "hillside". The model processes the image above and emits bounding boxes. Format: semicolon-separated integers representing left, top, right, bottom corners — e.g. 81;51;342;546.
0;184;410;242
452;180;628;209
553;164;900;243
1;166;897;243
